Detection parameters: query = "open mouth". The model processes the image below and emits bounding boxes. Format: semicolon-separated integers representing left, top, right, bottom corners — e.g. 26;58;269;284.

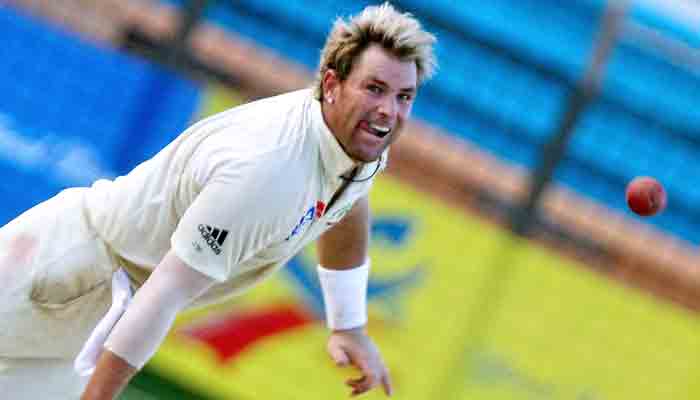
364;121;392;138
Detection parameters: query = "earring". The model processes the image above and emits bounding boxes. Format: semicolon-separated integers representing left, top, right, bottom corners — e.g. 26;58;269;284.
327;95;334;104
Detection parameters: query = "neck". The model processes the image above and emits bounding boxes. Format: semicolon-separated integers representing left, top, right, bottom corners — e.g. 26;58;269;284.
320;99;362;167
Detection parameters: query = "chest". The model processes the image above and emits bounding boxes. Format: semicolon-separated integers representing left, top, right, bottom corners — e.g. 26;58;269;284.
253;177;369;265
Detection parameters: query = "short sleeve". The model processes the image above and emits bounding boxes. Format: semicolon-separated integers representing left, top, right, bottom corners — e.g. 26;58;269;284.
171;180;272;282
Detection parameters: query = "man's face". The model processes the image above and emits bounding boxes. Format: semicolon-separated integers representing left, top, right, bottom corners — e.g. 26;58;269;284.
322;44;418;163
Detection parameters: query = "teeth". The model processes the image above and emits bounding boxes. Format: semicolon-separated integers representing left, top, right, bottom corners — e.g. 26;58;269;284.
369;123;391;134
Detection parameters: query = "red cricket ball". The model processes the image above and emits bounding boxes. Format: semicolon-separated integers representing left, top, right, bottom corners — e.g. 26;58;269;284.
625;176;667;217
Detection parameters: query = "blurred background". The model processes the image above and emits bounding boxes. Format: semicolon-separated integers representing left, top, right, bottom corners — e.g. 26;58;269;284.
3;0;700;398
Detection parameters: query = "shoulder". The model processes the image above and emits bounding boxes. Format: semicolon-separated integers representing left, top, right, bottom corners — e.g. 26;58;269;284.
209;88;313;129
187;90;316;183
201;89;314;152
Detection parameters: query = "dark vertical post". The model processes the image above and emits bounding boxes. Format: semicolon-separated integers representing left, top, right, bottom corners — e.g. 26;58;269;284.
511;0;630;236
167;0;209;66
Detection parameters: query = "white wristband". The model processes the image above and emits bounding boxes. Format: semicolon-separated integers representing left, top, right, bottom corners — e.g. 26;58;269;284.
317;260;369;331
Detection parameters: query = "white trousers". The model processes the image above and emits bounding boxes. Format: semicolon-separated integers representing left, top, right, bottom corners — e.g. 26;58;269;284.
0;188;117;399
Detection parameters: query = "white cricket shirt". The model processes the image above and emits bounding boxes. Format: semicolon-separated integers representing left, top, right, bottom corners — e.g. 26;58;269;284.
85;89;386;305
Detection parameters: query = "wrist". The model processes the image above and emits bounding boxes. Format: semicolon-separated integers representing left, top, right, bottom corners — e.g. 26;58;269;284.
317;260;369;331
332;325;367;335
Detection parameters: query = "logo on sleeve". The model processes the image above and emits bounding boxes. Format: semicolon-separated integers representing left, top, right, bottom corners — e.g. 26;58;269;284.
198;225;229;255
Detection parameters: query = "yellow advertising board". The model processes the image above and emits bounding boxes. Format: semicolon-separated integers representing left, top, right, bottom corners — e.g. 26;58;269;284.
446;235;700;400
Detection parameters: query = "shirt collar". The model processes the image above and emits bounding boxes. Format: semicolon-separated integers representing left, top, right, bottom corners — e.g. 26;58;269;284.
310;94;357;182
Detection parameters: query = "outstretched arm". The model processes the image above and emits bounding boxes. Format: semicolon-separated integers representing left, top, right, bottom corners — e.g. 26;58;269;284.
317;196;393;397
81;251;216;400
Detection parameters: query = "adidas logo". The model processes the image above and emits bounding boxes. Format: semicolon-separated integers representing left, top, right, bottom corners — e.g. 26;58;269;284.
198;224;229;255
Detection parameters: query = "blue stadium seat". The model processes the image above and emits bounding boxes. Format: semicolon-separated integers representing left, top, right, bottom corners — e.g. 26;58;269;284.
396;0;603;81
603;42;700;136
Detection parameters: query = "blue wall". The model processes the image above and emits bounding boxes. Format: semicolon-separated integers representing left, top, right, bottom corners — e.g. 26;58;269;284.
0;7;202;224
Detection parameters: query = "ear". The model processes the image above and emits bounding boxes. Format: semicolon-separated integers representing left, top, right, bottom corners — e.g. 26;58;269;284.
322;69;340;103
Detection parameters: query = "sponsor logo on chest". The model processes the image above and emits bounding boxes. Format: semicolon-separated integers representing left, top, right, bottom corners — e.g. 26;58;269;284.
286;201;326;241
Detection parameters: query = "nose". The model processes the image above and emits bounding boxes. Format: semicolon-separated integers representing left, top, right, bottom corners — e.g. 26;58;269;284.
377;95;398;121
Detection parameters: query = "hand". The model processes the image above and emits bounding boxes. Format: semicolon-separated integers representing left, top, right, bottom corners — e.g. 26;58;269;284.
327;327;393;397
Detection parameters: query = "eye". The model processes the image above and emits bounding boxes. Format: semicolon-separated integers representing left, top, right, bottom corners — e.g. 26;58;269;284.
367;84;383;94
398;93;413;102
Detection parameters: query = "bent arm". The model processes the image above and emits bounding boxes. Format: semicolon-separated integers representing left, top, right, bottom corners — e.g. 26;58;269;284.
317;197;393;396
81;250;216;400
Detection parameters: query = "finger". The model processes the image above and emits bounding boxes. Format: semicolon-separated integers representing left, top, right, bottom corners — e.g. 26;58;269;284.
346;376;369;395
350;356;373;380
328;346;350;367
346;353;379;394
381;370;393;396
351;382;370;397
348;372;378;395
346;376;367;386
351;381;375;397
346;378;363;396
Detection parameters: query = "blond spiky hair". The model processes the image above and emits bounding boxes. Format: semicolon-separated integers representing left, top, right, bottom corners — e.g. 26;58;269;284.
313;2;437;100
